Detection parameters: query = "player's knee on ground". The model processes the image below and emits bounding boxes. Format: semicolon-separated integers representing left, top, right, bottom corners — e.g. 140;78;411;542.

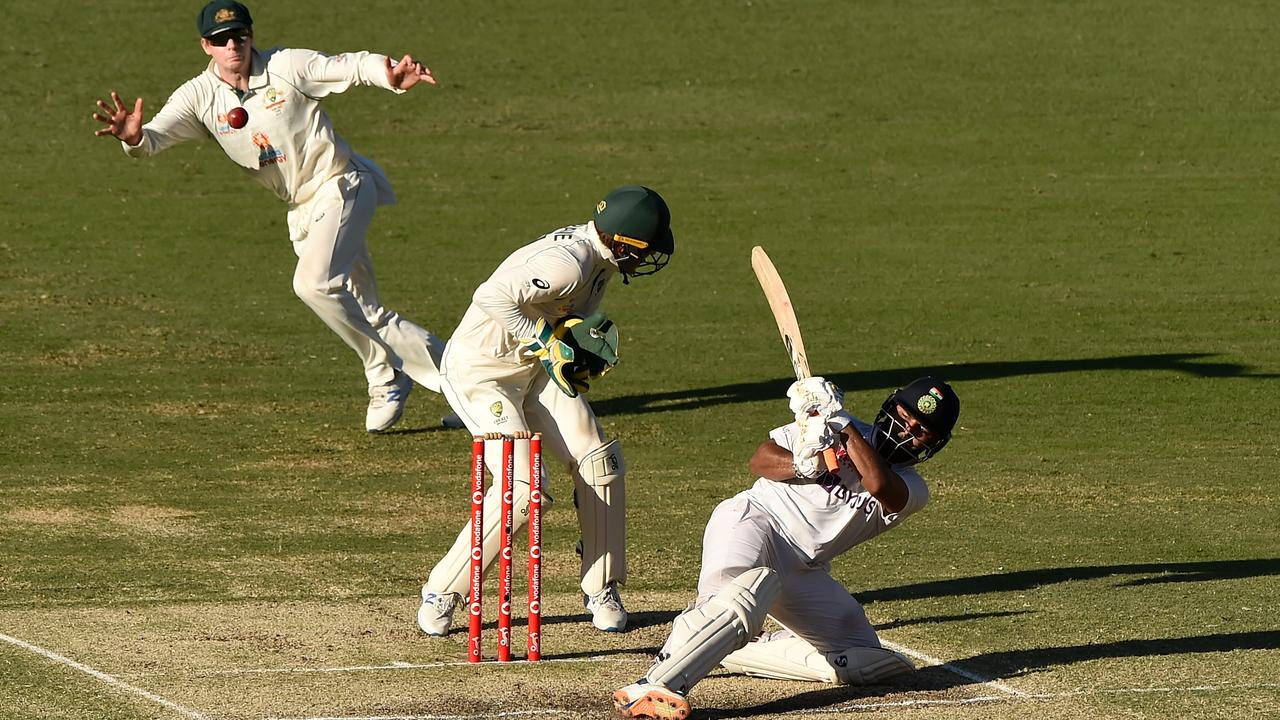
721;634;915;685
575;439;625;593
647;567;781;695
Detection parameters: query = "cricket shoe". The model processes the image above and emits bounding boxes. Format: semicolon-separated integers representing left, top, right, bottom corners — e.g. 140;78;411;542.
613;680;690;719
366;371;412;433
417;590;461;636
584;582;628;632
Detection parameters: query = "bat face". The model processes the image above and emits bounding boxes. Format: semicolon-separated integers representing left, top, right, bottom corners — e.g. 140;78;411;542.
783;334;810;380
752;246;813;380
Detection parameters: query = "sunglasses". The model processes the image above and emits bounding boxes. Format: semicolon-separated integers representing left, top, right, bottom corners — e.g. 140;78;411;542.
206;30;251;47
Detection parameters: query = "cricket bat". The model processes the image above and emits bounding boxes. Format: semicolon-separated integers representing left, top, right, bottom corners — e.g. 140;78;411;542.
750;246;841;471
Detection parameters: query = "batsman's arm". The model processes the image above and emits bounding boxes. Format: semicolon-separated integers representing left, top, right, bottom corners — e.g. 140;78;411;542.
749;439;832;485
836;430;910;514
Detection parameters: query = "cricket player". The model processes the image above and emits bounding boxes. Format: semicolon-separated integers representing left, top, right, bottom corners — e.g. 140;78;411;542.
416;185;675;634
613;376;960;719
91;0;446;432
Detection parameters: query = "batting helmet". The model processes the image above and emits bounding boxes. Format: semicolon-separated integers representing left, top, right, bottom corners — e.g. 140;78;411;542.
871;376;960;465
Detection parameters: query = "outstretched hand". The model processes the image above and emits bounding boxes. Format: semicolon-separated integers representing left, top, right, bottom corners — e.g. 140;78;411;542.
385;54;436;90
93;91;144;145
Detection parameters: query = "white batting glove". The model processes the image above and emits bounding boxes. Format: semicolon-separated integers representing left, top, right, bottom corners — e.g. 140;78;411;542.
787;377;844;422
792;414;837;479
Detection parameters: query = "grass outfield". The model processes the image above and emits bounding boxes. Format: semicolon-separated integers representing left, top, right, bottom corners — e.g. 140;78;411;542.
3;0;1278;718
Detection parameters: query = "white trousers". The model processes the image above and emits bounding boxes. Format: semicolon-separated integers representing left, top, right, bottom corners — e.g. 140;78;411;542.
289;168;444;388
690;494;881;654
427;343;622;596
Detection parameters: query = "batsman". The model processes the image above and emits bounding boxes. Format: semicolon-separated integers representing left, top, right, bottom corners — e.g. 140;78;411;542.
417;185;675;635
614;376;960;719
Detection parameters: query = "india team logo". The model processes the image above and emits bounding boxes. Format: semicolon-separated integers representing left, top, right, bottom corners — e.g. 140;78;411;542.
917;395;938;414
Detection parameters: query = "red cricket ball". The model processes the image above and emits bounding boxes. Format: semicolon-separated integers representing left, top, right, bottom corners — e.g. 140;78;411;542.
227;107;248;129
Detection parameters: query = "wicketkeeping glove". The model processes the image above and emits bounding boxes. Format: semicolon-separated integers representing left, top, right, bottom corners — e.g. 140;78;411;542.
521;317;580;398
792;413;838;480
787;376;845;423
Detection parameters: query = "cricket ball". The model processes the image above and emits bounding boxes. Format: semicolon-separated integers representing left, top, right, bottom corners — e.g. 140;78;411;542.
227;107;248;129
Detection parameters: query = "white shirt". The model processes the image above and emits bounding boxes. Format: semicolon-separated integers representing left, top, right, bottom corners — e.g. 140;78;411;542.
123;47;402;210
746;413;930;565
448;222;620;366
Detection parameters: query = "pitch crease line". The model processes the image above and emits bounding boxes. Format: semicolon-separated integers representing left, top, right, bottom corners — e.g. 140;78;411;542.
192;654;630;676
879;639;1027;697
0;631;210;720
271;711;571;720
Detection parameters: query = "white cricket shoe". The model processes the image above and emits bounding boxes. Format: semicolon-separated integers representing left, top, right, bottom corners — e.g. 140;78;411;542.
585;582;628;632
613;680;690;719
417;590;461;636
366;371;412;433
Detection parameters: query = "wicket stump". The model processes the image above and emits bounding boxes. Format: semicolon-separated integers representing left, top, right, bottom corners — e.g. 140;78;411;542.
468;432;543;663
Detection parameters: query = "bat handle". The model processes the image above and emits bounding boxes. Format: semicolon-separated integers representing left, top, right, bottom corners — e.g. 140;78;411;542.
822;447;840;472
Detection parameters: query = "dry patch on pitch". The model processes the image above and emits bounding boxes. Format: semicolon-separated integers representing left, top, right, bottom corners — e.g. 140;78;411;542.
4;507;91;525
1;591;1276;720
5;504;198;537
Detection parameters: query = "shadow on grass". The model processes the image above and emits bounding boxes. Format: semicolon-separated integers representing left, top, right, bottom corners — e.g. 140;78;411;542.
593;353;1277;417
874;609;1032;631
716;630;1280;718
857;558;1280;604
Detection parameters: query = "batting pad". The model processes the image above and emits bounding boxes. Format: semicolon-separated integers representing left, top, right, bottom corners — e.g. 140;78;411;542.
721;634;915;685
576;439;626;595
646;567;780;695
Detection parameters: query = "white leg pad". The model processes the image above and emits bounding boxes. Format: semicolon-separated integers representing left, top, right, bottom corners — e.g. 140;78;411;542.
646;567;780;695
721;634;915;685
576;439;626;595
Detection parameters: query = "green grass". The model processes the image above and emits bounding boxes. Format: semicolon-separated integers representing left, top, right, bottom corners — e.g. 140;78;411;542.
2;1;1278;718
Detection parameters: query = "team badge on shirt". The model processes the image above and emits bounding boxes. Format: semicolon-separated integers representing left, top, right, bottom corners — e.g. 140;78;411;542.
490;401;504;418
264;87;287;114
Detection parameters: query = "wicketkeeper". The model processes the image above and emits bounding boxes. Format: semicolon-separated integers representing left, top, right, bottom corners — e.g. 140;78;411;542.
614;376;960;719
417;185;675;635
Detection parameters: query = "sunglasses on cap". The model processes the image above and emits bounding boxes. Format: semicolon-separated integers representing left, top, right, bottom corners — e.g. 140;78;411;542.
206;30;251;46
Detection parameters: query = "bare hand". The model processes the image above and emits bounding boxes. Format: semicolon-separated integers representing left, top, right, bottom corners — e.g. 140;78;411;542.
384;54;436;90
93;91;144;145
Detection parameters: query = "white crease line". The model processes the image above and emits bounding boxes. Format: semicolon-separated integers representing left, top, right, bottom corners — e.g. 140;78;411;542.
271;707;570;712
825;682;1280;713
182;654;633;677
0;632;210;720
266;683;1280;720
880;639;1028;697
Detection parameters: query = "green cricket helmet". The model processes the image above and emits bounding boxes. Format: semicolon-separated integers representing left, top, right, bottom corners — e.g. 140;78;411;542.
593;185;674;278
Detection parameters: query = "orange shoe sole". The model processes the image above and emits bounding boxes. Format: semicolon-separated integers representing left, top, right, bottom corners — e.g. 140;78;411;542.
613;687;690;719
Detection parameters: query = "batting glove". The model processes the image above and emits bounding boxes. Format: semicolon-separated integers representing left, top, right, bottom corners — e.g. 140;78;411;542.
792;413;837;480
787;377;844;423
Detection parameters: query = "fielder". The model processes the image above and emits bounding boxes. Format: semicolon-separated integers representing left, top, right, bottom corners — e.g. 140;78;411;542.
614;376;960;719
92;0;446;432
416;185;675;635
